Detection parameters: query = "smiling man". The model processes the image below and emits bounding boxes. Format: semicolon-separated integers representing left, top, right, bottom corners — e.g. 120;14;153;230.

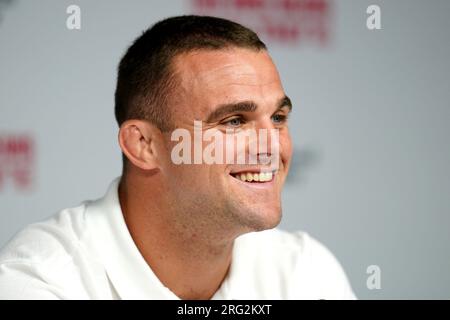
0;15;355;299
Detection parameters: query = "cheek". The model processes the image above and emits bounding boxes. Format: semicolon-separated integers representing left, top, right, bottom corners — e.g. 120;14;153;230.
280;131;293;164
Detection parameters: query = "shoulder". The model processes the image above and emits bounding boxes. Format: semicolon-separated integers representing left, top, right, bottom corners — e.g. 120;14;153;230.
233;229;356;299
235;228;329;262
0;202;92;299
0;202;90;264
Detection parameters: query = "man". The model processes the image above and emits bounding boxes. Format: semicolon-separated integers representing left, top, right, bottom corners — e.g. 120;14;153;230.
0;16;355;299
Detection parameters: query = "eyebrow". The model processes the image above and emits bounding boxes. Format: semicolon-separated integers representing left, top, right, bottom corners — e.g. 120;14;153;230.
205;95;292;123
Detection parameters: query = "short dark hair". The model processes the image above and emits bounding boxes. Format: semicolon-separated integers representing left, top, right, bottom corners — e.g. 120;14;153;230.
114;15;266;169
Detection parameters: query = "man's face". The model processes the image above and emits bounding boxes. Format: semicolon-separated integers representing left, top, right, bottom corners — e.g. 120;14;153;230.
159;48;292;235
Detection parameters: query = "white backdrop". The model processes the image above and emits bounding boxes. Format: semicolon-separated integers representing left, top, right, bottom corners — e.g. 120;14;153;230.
1;0;449;299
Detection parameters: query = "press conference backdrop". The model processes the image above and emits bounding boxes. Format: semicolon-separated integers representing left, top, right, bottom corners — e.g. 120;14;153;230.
1;0;449;299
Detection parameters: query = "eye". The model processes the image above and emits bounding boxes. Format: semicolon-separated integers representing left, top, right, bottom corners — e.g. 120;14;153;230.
222;116;245;127
272;114;287;124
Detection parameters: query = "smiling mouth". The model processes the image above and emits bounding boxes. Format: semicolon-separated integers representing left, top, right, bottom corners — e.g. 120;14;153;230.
230;171;276;183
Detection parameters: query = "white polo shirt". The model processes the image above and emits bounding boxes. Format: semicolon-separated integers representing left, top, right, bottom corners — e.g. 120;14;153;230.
0;178;356;300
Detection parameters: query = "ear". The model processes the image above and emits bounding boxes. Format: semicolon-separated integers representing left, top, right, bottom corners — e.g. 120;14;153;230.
118;120;161;171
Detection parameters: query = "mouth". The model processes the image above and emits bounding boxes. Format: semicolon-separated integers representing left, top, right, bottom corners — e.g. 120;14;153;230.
229;170;277;183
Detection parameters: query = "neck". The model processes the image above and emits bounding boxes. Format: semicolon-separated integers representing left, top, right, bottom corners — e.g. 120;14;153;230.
118;173;235;300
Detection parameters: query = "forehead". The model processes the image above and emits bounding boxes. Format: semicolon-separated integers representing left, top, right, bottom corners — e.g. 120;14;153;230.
171;48;285;117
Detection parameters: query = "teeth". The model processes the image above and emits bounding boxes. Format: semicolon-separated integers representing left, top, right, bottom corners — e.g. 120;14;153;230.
234;171;274;182
261;172;273;182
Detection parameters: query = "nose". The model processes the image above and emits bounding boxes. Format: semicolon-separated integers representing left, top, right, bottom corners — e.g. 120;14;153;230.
247;119;280;168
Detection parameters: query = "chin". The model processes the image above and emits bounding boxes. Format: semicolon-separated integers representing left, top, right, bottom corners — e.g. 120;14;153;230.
237;204;283;233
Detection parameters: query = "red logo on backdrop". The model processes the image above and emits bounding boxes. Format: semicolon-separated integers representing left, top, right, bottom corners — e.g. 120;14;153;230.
190;0;332;45
0;134;35;191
